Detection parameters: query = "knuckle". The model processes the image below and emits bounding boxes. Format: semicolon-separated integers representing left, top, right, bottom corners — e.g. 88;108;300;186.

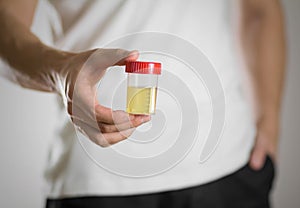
109;133;129;145
126;130;134;138
98;124;105;132
132;120;141;127
130;118;143;127
96;106;105;114
99;124;112;133
113;110;125;117
121;129;134;138
95;135;110;147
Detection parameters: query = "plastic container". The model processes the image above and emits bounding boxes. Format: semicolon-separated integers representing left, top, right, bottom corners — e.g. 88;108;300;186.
125;61;162;115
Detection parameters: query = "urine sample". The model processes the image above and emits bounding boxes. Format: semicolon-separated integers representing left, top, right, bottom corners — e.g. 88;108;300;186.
125;61;161;115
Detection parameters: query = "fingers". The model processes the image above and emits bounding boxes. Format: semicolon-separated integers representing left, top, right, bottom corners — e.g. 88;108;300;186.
95;105;133;124
102;128;136;146
95;104;151;126
249;144;267;170
70;101;134;125
249;128;278;170
71;104;151;131
74;119;136;147
72;106;150;133
98;115;151;133
71;103;151;146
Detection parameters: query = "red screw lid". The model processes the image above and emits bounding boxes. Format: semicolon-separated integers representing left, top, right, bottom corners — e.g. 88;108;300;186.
125;61;161;75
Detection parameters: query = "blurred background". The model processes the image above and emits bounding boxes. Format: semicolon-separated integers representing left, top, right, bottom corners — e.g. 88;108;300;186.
0;0;299;207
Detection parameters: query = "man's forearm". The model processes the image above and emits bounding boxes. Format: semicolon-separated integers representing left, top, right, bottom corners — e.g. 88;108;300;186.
239;0;286;123
0;4;70;92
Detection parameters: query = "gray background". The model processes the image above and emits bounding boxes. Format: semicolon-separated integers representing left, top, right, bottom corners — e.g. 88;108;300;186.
0;1;299;207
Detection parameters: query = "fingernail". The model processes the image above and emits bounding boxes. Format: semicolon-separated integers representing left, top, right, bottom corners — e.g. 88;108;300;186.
129;50;139;55
139;116;145;123
141;115;151;122
127;50;139;60
145;115;151;121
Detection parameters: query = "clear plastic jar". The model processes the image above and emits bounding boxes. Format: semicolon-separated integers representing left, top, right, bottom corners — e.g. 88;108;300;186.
125;61;162;115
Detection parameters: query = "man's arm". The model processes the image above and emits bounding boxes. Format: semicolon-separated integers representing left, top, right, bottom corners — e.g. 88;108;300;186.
0;0;150;146
0;0;69;91
0;0;37;27
238;0;286;170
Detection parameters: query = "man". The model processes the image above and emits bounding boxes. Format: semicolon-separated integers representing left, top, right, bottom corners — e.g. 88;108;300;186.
0;0;285;207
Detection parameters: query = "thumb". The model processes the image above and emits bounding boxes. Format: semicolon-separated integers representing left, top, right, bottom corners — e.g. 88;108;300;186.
249;145;267;170
77;49;139;85
114;49;139;66
91;48;139;67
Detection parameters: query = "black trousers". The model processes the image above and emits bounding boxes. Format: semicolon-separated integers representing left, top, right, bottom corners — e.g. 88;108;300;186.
46;157;275;208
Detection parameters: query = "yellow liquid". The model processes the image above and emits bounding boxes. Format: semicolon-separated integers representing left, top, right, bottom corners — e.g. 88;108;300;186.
126;87;157;115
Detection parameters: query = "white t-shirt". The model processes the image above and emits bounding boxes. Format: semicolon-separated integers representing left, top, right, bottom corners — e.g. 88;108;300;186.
30;0;256;198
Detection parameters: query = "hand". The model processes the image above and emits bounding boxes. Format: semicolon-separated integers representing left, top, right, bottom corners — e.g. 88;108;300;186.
58;48;150;147
249;116;279;170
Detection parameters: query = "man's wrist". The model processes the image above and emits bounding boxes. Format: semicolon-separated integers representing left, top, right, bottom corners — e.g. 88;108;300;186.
43;47;74;75
256;109;280;140
258;105;280;122
37;47;74;93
